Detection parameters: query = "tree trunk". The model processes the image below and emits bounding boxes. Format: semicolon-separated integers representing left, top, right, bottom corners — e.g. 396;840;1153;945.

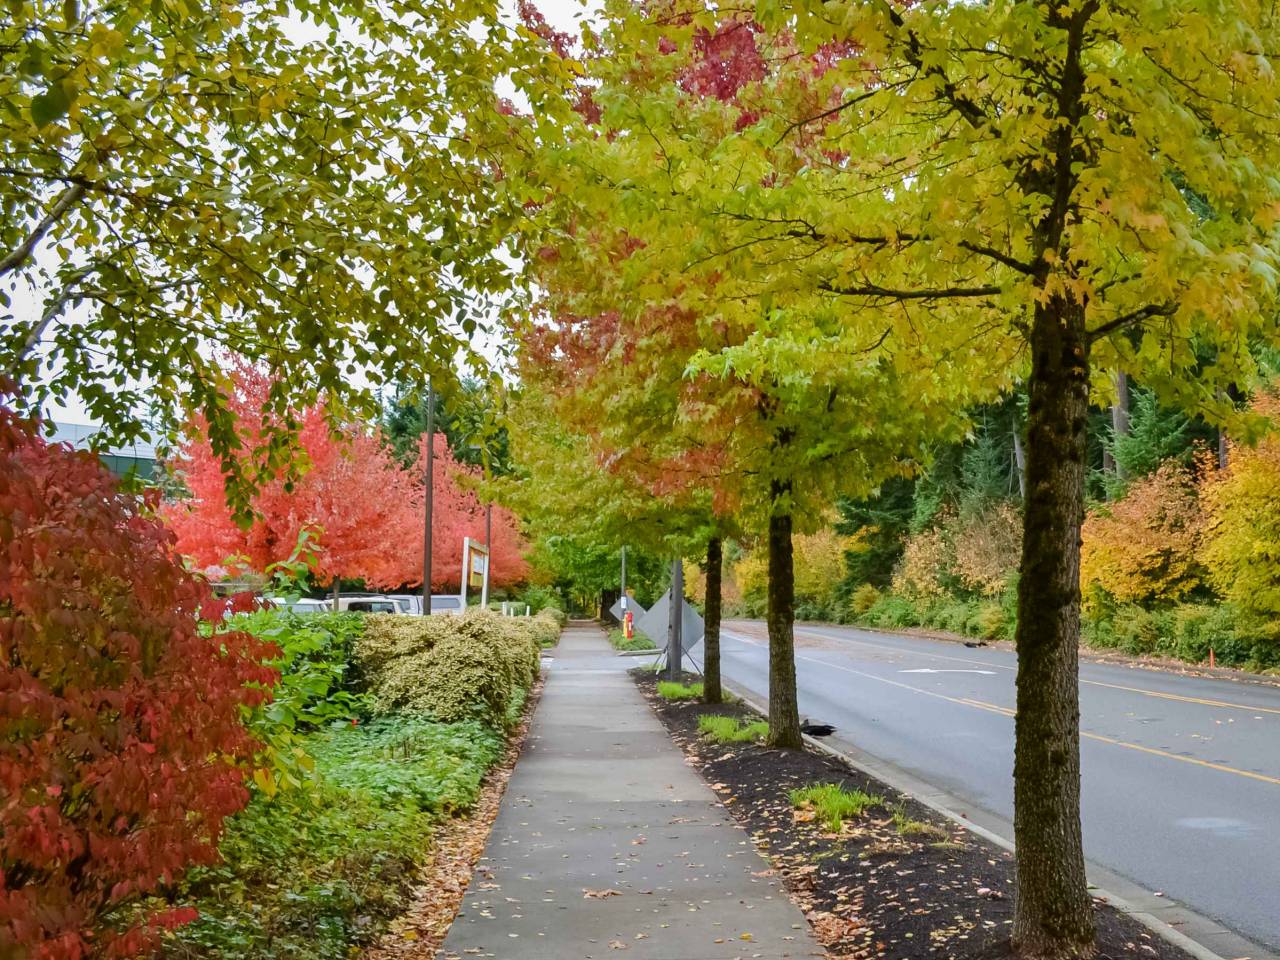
703;536;723;704
1011;296;1095;959
1107;370;1131;486
332;578;340;612
766;492;802;749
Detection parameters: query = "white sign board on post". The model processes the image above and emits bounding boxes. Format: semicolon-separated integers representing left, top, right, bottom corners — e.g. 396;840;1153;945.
460;536;491;609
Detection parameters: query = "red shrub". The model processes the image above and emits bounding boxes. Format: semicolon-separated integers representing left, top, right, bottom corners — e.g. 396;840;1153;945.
0;402;278;958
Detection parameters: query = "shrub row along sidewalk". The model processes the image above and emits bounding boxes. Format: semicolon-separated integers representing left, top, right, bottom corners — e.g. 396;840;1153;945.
438;622;821;960
151;608;564;959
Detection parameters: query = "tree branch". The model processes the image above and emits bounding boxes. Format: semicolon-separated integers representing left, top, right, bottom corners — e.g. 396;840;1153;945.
772;87;884;146
0;182;87;278
1087;302;1177;343
819;280;1002;300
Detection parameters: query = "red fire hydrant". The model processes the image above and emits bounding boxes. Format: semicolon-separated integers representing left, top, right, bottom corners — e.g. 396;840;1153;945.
623;610;635;639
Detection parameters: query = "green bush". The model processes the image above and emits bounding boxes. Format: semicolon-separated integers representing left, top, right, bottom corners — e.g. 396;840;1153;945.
971;602;1007;640
848;583;882;618
609;627;656;651
539;606;568;628
165;714;499;960
356;611;541;729
520;585;566;616
861;594;924;628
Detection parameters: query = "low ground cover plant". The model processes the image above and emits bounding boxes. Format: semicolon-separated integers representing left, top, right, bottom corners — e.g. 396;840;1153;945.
159;608;558;958
163;713;506;959
609;626;657;651
790;784;882;832
657;680;703;700
698;714;769;743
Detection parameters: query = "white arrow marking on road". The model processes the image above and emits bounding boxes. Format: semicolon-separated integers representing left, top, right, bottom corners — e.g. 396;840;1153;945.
900;668;997;675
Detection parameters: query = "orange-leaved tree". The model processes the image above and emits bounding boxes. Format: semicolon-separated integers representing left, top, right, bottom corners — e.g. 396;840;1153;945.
164;365;422;591
164;365;527;593
1081;461;1205;609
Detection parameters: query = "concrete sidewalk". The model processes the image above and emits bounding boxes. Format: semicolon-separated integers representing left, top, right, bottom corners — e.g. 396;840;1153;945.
438;621;821;960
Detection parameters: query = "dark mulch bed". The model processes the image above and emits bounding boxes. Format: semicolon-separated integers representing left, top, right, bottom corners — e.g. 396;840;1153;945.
635;670;1191;960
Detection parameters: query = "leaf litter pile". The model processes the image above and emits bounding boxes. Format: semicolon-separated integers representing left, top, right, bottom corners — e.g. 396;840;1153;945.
635;671;1193;960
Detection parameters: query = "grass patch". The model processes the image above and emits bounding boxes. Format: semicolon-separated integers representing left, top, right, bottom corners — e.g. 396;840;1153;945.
790;783;882;832
657;680;703;700
891;807;950;841
609;627;657;651
697;714;769;743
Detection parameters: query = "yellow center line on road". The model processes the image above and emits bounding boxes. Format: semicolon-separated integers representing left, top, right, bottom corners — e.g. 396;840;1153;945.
780;625;1280;718
1076;678;1280;717
778;652;1280;789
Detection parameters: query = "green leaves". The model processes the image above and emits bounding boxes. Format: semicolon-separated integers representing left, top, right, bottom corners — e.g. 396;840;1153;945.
29;79;72;127
2;0;547;505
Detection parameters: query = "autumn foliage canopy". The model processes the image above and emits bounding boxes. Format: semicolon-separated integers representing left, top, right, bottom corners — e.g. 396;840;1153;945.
164;367;527;591
0;400;276;958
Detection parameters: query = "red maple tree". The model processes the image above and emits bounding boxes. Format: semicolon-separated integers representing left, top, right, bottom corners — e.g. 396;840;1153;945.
165;366;527;592
0;396;276;958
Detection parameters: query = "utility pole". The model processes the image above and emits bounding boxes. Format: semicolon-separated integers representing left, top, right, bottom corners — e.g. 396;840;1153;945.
666;556;683;681
421;383;434;616
620;545;627;606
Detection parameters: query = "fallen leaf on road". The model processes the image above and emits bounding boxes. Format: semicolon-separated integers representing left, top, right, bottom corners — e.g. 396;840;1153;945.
583;888;622;899
608;940;628;949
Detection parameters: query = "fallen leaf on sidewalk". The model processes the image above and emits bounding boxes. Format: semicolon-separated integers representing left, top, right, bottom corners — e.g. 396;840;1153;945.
583;888;622;899
608;940;628;949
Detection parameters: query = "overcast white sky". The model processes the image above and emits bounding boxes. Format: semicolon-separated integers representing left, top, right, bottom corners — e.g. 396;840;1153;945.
13;0;596;427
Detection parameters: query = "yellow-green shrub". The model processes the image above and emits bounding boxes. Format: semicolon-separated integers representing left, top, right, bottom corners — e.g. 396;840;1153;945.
1201;395;1280;626
355;612;548;729
848;583;882;617
951;502;1021;597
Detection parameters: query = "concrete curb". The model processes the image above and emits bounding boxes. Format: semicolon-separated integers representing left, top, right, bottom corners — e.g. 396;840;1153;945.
720;679;1276;960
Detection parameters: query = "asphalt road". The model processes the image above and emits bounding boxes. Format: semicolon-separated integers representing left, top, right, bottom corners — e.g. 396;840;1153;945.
699;620;1280;954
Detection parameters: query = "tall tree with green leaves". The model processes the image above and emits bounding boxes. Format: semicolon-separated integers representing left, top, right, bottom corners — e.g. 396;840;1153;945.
552;0;1280;953
2;0;539;514
507;7;973;745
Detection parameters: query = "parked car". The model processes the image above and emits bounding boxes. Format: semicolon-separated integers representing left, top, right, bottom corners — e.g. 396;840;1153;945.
265;596;330;614
385;594;423;615
428;594;464;615
336;595;398;614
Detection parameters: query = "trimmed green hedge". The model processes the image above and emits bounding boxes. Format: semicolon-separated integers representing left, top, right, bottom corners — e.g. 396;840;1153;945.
356;610;556;728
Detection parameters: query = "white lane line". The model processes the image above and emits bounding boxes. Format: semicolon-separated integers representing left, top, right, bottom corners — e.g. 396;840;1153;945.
901;668;997;675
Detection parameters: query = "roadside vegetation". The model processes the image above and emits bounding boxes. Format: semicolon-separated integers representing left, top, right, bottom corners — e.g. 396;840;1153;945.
0;414;563;959
609;626;657;651
715;387;1280;671
657;680;703;701
161;609;559;959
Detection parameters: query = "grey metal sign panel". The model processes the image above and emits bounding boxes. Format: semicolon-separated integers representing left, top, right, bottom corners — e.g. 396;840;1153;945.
608;597;648;621
636;588;704;669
